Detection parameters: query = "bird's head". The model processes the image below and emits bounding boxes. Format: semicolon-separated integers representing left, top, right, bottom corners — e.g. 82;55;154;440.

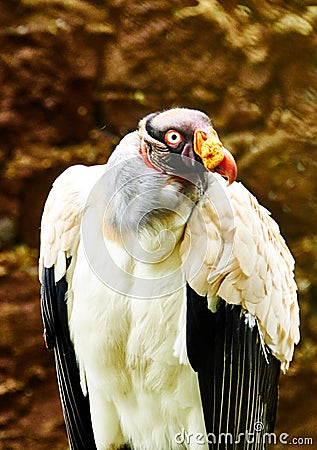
138;108;237;185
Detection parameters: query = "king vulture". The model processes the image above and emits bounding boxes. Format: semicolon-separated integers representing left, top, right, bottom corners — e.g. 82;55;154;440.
39;108;299;450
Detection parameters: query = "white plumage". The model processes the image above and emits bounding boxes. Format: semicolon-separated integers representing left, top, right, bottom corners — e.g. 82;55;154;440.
39;108;299;450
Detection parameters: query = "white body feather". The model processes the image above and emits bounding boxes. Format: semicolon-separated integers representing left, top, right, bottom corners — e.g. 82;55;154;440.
69;239;206;449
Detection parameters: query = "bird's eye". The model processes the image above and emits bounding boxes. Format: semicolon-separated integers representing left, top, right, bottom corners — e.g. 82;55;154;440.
164;130;182;146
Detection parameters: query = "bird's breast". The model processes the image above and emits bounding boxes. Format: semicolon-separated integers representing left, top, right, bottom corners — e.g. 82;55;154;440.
69;211;189;380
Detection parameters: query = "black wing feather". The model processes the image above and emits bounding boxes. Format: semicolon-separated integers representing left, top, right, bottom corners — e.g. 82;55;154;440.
186;285;280;450
41;265;97;450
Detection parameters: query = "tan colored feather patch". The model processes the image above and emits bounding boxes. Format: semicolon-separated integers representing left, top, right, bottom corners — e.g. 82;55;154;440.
181;174;300;372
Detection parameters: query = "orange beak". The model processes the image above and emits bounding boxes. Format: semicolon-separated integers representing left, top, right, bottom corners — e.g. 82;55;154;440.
193;127;237;185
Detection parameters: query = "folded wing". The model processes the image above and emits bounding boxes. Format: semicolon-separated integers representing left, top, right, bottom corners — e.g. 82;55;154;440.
182;174;300;448
39;165;106;449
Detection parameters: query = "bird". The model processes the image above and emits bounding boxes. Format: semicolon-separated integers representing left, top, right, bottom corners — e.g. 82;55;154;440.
39;107;300;450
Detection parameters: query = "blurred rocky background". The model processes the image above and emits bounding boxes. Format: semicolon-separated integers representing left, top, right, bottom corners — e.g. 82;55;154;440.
0;0;316;448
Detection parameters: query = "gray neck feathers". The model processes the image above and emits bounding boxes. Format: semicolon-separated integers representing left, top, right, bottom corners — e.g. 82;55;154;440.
102;131;203;234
